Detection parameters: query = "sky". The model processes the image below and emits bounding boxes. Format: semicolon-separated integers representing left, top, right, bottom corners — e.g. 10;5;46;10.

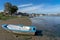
0;0;60;14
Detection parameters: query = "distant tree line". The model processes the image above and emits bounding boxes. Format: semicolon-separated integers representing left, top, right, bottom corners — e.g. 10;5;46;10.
16;12;29;16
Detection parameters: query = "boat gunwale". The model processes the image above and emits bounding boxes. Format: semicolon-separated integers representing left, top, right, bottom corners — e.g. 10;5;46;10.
2;24;36;32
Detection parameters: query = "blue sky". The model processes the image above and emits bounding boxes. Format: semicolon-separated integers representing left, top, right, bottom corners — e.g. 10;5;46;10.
0;0;60;14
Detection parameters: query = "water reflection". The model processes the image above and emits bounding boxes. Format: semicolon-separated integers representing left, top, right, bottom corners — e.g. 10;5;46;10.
35;30;43;36
30;16;60;37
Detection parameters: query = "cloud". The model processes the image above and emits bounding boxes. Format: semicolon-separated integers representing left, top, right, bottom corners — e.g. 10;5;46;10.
0;10;3;12
18;6;40;12
18;4;60;14
18;4;44;12
39;5;60;13
18;4;33;7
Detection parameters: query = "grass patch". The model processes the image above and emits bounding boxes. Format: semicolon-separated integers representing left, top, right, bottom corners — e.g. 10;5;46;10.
0;13;17;20
1;16;17;20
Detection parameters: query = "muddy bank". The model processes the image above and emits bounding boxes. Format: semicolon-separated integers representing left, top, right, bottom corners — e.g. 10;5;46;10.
0;17;31;25
0;17;32;40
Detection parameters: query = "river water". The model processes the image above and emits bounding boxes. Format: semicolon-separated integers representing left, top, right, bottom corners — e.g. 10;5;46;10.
30;16;60;37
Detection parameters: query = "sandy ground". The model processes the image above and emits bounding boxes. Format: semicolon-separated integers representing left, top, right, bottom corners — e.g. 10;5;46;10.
0;17;32;40
0;17;44;40
0;17;43;40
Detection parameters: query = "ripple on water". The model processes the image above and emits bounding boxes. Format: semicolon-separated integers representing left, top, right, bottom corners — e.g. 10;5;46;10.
31;16;60;37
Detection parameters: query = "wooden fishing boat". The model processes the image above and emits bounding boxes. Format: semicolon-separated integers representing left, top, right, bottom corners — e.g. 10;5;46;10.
2;24;36;35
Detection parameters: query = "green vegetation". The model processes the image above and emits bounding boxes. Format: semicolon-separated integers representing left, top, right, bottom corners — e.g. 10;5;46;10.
0;2;29;21
0;13;17;20
0;16;17;20
4;2;18;15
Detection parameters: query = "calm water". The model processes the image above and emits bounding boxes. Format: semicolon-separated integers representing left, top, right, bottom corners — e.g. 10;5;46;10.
30;16;60;37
